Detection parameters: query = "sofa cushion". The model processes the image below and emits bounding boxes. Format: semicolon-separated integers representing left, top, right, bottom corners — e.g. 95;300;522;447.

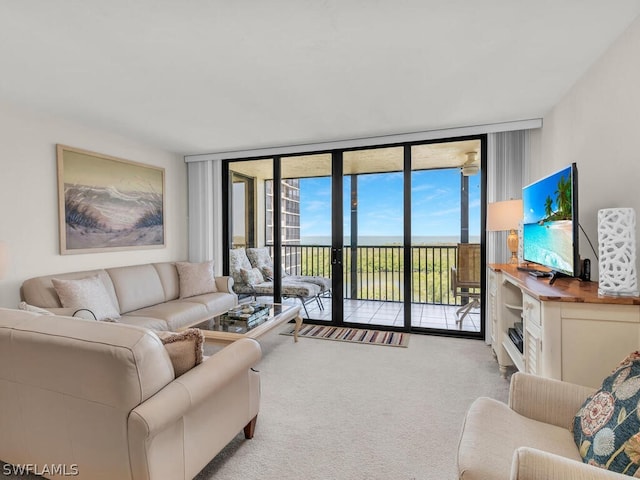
572;351;640;474
156;328;204;377
187;291;237;315
130;300;208;331
153;262;181;300
106;264;166;314
119;314;170;331
52;275;121;321
176;261;218;298
459;397;581;480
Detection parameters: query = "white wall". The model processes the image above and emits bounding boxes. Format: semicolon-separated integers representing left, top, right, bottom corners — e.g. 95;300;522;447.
0;101;188;308
533;16;640;280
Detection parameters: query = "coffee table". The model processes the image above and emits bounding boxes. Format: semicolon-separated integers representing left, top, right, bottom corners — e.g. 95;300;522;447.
184;303;303;345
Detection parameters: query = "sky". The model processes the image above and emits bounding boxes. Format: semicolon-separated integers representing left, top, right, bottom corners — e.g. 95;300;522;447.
522;164;573;224
299;168;481;239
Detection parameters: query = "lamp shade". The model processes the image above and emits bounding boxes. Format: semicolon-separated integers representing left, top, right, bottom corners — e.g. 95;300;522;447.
487;199;523;232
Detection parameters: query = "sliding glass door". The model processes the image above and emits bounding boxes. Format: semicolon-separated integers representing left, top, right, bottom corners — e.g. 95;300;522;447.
342;147;405;328
224;135;486;338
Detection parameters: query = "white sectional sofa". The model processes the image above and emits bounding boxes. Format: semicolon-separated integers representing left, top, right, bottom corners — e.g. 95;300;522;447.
20;261;237;331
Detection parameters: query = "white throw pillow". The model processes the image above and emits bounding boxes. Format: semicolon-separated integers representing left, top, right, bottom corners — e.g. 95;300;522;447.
51;275;120;321
175;260;218;298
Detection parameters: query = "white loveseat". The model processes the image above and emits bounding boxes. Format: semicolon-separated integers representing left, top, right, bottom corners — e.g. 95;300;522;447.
20;262;237;331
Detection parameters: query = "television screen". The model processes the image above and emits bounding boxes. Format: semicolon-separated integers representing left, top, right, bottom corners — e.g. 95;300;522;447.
522;164;578;276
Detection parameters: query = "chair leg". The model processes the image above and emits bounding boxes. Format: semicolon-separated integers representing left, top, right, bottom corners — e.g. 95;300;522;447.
299;297;310;317
456;299;480;324
244;415;258;439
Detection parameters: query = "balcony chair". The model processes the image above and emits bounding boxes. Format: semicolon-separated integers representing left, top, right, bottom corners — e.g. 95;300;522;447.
246;247;331;306
229;248;326;317
450;243;481;325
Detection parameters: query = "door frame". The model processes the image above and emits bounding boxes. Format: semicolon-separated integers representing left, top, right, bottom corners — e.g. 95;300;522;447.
222;134;487;339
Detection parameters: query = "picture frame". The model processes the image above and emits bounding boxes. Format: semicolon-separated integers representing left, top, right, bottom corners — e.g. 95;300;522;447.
57;144;165;254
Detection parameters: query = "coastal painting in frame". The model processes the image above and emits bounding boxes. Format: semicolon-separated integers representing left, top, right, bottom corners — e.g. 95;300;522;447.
57;145;165;254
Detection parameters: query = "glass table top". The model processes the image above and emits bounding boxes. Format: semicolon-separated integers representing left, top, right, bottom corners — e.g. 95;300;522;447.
190;303;294;335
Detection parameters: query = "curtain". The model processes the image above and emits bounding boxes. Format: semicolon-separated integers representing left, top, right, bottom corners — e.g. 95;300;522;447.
486;130;531;265
187;160;224;275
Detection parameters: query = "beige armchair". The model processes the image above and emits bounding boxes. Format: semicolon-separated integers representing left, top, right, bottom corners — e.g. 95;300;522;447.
0;308;261;480
457;372;631;479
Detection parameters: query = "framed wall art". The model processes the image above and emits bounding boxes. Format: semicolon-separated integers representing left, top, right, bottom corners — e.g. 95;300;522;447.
57;145;165;254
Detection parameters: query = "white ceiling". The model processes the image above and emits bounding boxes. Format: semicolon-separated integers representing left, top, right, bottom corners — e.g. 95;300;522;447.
1;1;639;156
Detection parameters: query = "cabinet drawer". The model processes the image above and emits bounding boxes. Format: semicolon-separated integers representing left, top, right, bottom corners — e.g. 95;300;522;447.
523;293;541;328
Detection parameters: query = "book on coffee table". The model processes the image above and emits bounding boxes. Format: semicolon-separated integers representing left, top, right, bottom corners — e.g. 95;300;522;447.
226;304;270;323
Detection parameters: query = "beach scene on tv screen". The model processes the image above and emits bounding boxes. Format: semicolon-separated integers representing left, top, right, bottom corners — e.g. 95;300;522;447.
522;166;573;274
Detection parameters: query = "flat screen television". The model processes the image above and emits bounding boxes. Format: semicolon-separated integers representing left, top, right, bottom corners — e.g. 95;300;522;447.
522;163;579;281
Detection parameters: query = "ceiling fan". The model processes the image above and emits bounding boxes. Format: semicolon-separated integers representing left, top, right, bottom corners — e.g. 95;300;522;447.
461;151;479;176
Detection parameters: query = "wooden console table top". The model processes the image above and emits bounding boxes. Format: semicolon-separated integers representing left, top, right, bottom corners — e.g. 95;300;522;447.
489;263;640;305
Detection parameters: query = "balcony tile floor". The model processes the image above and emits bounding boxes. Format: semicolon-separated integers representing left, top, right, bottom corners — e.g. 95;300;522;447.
287;297;481;333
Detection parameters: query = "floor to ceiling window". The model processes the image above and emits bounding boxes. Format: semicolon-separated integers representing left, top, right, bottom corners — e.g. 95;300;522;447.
224;135;486;338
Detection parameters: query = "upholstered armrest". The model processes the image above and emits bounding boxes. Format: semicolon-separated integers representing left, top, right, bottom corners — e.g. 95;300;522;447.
508;373;595;428
511;447;628;480
215;275;235;294
128;337;261;435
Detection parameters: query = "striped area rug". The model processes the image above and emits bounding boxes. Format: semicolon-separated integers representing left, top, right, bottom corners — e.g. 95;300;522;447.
282;324;409;347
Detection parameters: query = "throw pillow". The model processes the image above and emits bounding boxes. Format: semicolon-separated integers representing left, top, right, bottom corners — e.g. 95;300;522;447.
573;351;640;474
259;265;290;280
157;329;204;377
18;302;54;315
261;265;274;281
240;267;264;286
175;260;218;298
51;275;120;322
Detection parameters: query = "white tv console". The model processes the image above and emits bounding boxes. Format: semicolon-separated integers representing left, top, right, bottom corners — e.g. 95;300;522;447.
488;264;640;388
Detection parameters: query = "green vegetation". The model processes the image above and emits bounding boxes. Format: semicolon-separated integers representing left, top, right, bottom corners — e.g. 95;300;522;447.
542;174;572;222
296;245;467;305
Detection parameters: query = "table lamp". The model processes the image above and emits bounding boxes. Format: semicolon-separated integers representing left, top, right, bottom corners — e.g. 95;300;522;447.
487;199;523;264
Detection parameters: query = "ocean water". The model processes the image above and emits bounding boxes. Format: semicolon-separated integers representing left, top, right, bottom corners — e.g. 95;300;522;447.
523;222;573;273
301;235;480;246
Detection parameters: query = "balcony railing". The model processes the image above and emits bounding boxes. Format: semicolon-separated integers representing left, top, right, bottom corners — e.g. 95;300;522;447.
274;244;476;306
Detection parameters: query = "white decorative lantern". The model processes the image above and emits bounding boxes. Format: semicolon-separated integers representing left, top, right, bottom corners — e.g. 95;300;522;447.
598;208;638;297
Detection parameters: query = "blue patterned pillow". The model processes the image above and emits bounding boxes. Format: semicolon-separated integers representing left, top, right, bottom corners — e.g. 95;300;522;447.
573;351;640;475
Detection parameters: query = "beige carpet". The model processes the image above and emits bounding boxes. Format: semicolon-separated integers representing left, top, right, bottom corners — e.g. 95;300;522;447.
1;327;510;479
195;326;510;480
